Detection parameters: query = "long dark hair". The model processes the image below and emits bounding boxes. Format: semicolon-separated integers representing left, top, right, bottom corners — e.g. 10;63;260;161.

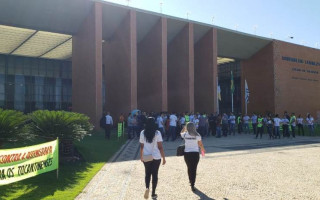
144;117;157;143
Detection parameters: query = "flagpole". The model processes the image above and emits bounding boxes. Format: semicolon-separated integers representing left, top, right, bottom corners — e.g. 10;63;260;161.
245;97;247;115
231;93;234;113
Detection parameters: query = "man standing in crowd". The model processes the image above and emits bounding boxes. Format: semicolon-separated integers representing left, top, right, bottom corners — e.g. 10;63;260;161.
157;113;165;138
290;113;296;138
167;112;178;141
297;114;304;136
222;113;229;136
198;114;207;137
282;115;289;137
105;112;113;140
127;113;134;139
256;114;264;139
306;113;314;135
229;112;236;135
251;113;257;136
208;113;217;136
243;113;250;134
273;114;281;139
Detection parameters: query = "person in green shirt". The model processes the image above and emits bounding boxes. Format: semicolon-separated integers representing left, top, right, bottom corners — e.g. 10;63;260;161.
256;115;264;139
290;113;296;138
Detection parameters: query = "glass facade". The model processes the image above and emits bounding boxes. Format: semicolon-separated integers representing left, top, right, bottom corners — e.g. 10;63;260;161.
218;61;242;114
0;54;72;113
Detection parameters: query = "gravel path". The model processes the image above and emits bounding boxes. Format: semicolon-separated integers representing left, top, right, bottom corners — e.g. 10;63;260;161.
76;134;320;200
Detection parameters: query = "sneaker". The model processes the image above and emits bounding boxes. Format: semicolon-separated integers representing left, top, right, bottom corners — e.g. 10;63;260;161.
151;194;158;199
144;189;149;199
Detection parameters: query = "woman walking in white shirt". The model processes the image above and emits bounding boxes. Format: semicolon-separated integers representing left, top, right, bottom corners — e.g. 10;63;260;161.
140;117;166;199
180;122;206;192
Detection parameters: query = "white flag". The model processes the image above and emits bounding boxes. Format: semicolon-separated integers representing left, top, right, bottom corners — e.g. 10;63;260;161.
245;80;250;103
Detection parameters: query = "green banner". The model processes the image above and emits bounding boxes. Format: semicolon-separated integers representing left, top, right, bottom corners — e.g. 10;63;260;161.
118;123;123;137
0;139;59;185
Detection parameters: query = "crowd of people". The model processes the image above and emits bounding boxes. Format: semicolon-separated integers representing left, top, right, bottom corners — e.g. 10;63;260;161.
122;111;317;141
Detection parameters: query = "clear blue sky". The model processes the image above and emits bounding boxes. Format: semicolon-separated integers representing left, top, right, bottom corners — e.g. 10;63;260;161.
103;0;320;49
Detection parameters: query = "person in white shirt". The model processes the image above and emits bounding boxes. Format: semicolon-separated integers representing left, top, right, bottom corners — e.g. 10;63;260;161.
166;113;178;141
140;117;166;199
180;122;205;192
306;113;314;135
189;113;195;123
282;115;289;137
228;112;236;135
105;112;113;139
297;114;304;136
156;114;165;137
243;114;250;134
251;113;258;135
273;114;281;139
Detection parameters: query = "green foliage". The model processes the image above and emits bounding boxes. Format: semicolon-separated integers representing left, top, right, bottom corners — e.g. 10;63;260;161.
28;110;93;141
0;130;126;200
0;108;29;144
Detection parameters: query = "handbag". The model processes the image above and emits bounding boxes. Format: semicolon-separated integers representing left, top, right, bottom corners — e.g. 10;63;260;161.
176;144;185;156
176;133;186;156
143;154;153;162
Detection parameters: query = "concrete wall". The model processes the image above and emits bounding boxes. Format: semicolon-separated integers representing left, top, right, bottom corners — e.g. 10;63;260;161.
72;2;102;127
194;28;217;113
137;18;167;112
102;10;137;119
241;42;275;115
273;40;320;118
167;23;194;113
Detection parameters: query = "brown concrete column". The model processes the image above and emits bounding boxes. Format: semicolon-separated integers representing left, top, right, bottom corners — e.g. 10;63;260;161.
72;2;102;128
168;23;194;113
241;42;275;114
137;18;167;112
103;10;137;118
194;28;217;113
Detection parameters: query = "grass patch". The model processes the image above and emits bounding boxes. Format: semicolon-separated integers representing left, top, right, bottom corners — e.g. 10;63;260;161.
0;130;127;200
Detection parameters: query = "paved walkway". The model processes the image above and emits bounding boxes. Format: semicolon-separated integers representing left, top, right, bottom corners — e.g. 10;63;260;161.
76;134;320;200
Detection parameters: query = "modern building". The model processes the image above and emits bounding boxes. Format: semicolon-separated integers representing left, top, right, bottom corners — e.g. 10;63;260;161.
0;0;319;128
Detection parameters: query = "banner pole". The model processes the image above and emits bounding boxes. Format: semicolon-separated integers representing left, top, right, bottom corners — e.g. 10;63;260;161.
57;137;59;180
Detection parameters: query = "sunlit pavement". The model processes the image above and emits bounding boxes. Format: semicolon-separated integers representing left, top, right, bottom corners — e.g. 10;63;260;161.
76;134;320;200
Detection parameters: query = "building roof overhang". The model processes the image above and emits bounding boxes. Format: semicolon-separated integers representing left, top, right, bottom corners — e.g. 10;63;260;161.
0;0;272;60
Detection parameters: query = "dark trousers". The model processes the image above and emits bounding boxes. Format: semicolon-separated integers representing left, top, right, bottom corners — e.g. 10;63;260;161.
222;124;228;136
184;152;200;187
105;124;112;139
267;125;273;139
238;123;243;133
252;123;257;135
143;159;161;193
128;126;134;139
167;126;176;141
297;124;304;136
291;125;296;138
256;126;263;138
209;124;216;136
283;125;289;137
198;126;206;137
